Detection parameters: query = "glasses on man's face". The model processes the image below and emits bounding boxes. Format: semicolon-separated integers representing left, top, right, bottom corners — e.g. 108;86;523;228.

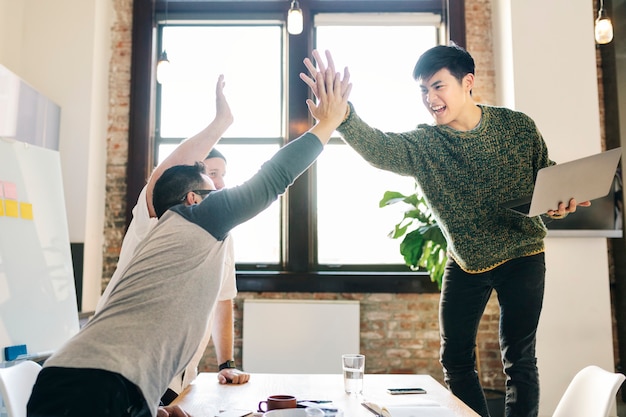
179;189;214;202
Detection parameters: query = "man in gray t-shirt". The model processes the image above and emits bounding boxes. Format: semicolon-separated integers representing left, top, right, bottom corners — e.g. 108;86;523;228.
26;67;352;417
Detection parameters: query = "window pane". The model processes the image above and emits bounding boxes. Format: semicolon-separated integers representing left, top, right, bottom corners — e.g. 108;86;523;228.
315;17;438;265
215;144;281;264
315;23;436;130
316;144;416;265
160;26;282;139
157;25;283;265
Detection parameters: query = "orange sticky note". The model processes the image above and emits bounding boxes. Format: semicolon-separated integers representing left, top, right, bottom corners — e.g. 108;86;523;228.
5;200;18;217
20;202;33;220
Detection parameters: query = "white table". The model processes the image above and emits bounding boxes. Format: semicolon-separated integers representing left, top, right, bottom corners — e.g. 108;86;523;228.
172;373;479;417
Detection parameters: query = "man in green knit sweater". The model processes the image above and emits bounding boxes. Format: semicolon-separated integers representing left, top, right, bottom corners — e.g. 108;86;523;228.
300;45;589;417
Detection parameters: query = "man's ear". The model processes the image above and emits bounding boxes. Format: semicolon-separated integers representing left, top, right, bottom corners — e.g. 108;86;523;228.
463;73;475;93
182;191;196;206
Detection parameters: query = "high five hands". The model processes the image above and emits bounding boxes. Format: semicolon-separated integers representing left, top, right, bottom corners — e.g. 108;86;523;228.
300;50;351;100
300;50;352;135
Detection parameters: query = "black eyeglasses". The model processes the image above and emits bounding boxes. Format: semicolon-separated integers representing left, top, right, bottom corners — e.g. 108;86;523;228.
179;189;214;202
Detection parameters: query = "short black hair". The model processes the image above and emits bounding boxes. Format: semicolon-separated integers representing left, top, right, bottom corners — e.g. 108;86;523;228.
205;147;227;163
153;162;207;218
412;43;475;84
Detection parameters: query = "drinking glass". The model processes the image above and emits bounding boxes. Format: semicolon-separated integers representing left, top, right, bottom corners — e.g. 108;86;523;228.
341;353;365;395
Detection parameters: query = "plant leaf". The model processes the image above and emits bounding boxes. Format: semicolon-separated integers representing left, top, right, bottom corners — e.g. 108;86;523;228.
399;229;425;269
379;191;411;208
390;223;410;239
380;184;448;290
418;224;448;250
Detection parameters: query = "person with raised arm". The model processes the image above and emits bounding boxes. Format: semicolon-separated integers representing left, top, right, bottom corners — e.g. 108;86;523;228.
28;69;351;417
301;47;588;417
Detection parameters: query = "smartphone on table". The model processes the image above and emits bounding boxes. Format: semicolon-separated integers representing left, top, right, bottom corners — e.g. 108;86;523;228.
386;387;427;395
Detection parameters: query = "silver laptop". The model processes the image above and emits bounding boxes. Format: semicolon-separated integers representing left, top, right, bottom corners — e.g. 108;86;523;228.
501;147;622;217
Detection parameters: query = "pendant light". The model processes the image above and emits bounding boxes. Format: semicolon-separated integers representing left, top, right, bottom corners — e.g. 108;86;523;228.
287;0;303;35
156;50;171;84
157;0;171;83
595;0;614;45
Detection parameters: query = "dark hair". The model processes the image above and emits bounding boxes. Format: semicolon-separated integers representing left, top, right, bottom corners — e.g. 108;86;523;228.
153;162;207;218
205;147;227;163
412;43;475;84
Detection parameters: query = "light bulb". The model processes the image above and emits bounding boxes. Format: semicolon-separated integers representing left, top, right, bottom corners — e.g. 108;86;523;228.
156;50;171;84
595;16;614;44
287;0;303;35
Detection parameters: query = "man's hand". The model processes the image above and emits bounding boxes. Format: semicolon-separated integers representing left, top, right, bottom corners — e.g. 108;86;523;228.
300;50;351;100
157;404;192;417
215;74;234;128
217;368;250;385
546;198;591;218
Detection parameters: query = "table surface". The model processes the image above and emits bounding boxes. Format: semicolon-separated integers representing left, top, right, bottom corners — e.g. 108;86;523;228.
172;373;480;417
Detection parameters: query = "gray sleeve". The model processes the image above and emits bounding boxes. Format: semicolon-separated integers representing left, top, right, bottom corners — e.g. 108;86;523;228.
172;132;323;239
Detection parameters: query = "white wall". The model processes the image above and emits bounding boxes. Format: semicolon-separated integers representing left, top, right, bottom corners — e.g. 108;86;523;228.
0;0;25;72
0;0;112;311
492;1;617;416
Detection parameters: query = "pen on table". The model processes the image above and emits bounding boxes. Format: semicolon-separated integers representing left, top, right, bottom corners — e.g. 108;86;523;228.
299;400;332;403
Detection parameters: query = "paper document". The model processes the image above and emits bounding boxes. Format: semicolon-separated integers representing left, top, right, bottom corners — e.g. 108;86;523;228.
362;401;456;417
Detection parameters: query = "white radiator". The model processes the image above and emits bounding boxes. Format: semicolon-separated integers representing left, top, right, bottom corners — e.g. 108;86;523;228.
242;299;360;374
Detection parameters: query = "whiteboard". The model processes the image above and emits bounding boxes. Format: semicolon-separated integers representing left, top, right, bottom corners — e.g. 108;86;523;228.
0;139;79;362
242;299;360;374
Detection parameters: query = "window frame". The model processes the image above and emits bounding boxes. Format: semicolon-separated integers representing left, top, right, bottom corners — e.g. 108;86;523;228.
128;0;465;293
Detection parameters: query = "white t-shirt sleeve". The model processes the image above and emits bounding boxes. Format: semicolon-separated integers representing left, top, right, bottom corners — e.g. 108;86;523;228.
218;236;237;300
95;186;159;312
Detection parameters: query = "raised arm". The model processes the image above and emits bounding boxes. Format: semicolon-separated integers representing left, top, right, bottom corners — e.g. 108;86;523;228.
181;65;352;237
146;74;234;217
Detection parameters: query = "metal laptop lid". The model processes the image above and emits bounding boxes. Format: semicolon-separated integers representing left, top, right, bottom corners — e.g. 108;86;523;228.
501;147;622;217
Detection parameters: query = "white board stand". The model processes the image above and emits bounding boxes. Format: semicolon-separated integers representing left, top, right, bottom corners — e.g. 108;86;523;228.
0;139;79;363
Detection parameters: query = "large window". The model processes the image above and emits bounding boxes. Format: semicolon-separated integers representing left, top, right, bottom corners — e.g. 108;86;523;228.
132;0;463;292
314;14;440;265
157;24;284;264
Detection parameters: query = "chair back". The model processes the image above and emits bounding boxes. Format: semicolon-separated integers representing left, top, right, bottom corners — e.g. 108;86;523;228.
0;361;42;417
552;365;625;417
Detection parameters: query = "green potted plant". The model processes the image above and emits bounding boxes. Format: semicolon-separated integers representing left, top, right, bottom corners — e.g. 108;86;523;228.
379;185;448;290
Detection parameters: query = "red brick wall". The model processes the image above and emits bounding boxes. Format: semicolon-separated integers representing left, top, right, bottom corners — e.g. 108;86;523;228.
202;291;503;388
104;0;133;292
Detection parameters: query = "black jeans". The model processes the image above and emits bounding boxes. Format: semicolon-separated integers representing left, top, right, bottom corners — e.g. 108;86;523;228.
439;253;545;417
27;367;151;417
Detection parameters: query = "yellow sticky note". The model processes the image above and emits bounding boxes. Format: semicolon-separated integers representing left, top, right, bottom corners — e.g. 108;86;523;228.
0;200;4;216
5;200;18;217
20;202;33;220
